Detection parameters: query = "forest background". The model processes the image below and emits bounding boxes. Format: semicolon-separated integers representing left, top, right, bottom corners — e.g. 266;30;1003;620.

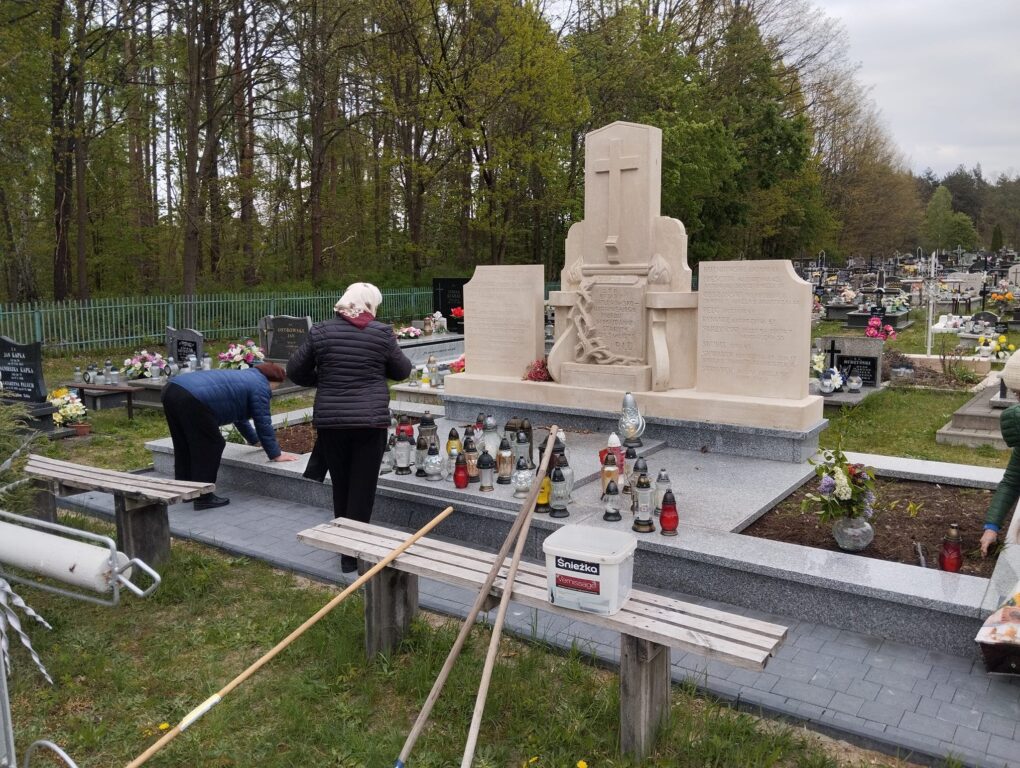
1;0;1018;303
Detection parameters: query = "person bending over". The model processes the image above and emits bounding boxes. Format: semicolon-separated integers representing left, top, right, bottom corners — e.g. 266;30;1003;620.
982;356;1020;556
162;361;299;509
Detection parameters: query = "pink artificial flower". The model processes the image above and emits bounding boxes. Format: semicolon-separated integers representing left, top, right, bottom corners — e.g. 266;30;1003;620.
866;328;879;338
867;316;881;328
245;353;254;363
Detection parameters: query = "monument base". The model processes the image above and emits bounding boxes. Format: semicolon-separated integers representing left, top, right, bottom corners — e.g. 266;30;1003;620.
559;362;652;391
442;374;825;463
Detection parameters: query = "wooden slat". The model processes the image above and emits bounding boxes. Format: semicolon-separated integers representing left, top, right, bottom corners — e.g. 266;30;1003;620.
298;520;781;671
25;454;212;503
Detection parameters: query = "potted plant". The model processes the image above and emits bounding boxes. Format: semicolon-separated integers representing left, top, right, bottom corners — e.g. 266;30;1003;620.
49;388;90;435
801;445;877;551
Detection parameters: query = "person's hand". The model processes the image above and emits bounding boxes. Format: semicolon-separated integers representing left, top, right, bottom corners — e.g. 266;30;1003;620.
272;452;300;462
981;529;999;557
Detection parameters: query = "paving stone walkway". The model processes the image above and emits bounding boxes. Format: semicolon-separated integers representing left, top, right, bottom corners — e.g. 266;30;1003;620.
65;480;1020;768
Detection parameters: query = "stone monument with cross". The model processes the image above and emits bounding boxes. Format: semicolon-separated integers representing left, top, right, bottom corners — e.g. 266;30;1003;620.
444;120;823;461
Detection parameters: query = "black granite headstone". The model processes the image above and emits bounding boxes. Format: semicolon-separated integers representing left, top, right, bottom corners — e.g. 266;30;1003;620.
432;277;470;333
264;315;312;361
0;335;46;402
836;354;879;388
166;326;205;365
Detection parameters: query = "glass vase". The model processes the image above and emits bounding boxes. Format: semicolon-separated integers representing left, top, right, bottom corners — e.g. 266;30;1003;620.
832;516;874;552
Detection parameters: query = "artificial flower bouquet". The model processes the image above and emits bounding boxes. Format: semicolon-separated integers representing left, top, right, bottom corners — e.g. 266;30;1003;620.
450;306;464;319
49;388;88;425
810;352;826;378
449;354;466;373
218;339;265;369
123;349;168;379
976;335;1015;360
991;291;1015;316
801;445;876;523
839;287;858;305
865;316;896;341
523;358;552;382
396;326;424;340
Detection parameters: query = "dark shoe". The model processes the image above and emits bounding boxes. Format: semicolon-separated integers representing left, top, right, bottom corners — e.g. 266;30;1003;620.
194;493;230;511
340;555;358;574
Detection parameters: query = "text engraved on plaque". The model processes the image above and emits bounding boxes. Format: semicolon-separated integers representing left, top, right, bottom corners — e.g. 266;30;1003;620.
586;283;645;361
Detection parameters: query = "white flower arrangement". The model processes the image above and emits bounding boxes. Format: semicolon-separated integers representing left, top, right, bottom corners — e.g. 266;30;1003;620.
810;353;826;377
396;326;424;340
218;339;265;369
123;350;168;380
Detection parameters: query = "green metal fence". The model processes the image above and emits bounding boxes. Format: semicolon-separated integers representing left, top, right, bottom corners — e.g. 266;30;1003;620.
0;289;433;350
0;282;561;351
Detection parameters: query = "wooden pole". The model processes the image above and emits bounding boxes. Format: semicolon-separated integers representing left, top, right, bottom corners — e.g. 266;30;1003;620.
123;505;456;768
459;458;539;767
395;427;559;768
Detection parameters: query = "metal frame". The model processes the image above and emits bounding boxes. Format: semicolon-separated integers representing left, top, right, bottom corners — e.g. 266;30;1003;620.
0;510;160;607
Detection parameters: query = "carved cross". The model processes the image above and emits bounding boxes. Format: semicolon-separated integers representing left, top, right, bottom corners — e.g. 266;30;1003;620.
592;138;640;262
825;339;842;369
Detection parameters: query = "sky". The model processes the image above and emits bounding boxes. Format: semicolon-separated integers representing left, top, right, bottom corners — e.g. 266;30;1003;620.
812;0;1020;180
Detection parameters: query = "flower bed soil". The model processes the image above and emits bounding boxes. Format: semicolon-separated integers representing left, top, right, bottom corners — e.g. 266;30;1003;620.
742;477;999;578
275;422;317;454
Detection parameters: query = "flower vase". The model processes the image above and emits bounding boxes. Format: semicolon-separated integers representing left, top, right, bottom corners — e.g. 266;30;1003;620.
72;422;92;437
832;516;874;551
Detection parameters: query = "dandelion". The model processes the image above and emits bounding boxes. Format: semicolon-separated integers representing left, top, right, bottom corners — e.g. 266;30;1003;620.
158;722;170;731
576;761;588;768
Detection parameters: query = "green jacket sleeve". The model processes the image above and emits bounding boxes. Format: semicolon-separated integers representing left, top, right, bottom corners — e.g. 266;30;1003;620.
986;448;1020;531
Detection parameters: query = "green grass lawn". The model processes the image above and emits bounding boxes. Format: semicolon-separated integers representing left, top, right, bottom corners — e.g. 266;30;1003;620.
6;522;926;768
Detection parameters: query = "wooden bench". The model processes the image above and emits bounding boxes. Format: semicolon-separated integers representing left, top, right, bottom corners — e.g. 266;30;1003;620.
298;518;787;760
24;454;213;568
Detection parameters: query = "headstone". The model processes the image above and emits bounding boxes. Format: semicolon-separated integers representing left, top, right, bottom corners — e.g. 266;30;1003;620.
548;121;694;391
433;277;470;332
462;265;544;377
698;261;810;399
972;311;1000;326
0;335;46;402
259;315;311;361
1007;264;1020;286
818;336;884;388
166;326;204;365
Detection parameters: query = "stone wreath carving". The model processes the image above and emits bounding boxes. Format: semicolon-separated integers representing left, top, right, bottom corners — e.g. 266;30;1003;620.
648;253;672;285
569;280;644;365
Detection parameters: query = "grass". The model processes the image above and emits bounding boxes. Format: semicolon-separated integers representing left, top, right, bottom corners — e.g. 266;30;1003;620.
6;519;924;768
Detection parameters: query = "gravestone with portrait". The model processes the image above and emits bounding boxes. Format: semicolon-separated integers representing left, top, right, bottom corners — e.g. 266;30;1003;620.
444;120;823;462
166;326;204;367
816;335;885;390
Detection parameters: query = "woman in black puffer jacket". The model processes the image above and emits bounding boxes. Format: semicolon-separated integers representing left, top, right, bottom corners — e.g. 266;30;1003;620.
287;283;412;571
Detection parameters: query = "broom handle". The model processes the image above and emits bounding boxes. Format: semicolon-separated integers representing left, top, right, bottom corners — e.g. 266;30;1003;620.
395;427;559;768
460;461;537;767
124;504;456;768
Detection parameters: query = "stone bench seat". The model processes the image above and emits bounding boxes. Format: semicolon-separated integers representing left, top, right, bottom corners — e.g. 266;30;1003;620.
24;454;212;568
298;517;786;759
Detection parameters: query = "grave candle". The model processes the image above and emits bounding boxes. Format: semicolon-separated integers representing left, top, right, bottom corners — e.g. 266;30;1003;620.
477;449;495;491
452;452;469;489
415;435;429;477
535;470;552;514
632;473;655;533
600;453;620;496
511;457;532;499
418;410;438;447
603;480;622;522
445;428;462;458
653;469;672;516
394;434;414;475
548;466;569;518
659;490;679;536
482;414;501;457
939;523;963;573
463;437;480;483
496;437;514;484
423;443;443;481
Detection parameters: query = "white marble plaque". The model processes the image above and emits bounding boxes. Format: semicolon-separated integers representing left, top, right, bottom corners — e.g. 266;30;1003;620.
697;261;810;399
463;265;545;377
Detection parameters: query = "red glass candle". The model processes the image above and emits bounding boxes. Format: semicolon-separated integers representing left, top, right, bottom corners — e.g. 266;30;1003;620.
395;414;415;439
939;523;962;573
659;489;679;536
453;453;469;489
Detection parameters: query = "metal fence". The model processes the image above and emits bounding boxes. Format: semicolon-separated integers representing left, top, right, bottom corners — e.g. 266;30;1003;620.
0;282;560;351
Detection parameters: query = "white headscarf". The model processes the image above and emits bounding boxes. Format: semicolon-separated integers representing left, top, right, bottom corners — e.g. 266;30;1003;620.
334;282;383;317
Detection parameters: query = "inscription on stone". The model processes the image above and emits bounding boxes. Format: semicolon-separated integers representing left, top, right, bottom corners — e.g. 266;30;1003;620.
0;335;46;402
836;355;878;387
463;265;544;377
585;282;645;361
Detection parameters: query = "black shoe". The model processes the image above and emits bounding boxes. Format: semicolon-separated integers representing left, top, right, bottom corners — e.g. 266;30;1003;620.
340;555;358;574
194;493;230;510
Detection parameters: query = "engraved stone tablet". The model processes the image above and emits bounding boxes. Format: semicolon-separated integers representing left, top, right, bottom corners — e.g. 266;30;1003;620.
462;265;544;377
581;279;645;362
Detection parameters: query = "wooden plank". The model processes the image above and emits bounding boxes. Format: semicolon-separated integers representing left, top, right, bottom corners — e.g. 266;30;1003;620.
298;524;777;670
25;455;211;500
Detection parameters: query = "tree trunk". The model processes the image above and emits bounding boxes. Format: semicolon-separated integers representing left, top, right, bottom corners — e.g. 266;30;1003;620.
232;0;255;283
73;0;89;300
51;0;71;300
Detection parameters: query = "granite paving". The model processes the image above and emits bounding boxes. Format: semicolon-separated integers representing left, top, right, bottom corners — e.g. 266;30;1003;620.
59;455;1020;768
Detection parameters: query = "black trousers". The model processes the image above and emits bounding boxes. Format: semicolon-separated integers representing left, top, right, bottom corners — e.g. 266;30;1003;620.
162;383;224;484
315;428;388;522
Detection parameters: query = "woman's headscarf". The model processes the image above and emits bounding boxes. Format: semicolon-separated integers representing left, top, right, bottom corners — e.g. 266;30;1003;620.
334;282;383;318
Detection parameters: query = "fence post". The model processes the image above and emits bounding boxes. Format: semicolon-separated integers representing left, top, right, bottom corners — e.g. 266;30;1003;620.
34;308;43;343
168;301;175;329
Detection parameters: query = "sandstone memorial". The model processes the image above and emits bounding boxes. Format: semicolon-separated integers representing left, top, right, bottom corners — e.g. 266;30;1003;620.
445;121;824;461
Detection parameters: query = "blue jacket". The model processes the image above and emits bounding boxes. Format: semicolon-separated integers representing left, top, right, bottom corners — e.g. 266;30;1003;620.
167;368;281;459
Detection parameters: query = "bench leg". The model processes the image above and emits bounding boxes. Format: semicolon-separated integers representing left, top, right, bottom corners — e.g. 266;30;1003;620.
114;498;170;569
619;634;671;760
33;480;58;523
363;564;418;659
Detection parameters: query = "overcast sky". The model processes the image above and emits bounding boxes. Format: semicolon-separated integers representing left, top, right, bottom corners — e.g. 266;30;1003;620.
812;0;1020;180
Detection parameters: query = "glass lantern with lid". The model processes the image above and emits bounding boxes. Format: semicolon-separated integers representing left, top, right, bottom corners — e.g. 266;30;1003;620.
477;449;495;491
632;473;655;533
380;434;396;474
482;414;500;456
496;437;514;484
659;489;679;536
394;434;414;475
446;428;462;458
622;446;638;493
603;480;622;522
600;453;620;496
653;469;672;516
453;452;469;489
423;443;443;481
511;457;532;498
415;435;429;477
535;470;552;513
548;466;569;518
418;411;438;447
463;437;480;483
